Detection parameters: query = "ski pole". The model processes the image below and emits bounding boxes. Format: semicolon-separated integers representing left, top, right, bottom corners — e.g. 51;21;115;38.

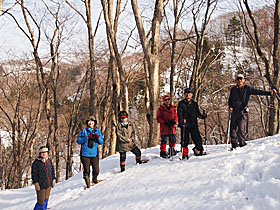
203;110;208;154
181;125;185;160
169;123;173;157
273;90;280;101
226;111;232;151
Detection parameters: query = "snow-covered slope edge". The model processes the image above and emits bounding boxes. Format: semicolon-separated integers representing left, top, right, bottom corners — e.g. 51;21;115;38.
1;135;280;210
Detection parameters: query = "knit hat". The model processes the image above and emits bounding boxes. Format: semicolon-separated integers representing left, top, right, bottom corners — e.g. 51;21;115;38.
162;94;170;102
39;146;48;154
184;88;193;94
119;110;128;119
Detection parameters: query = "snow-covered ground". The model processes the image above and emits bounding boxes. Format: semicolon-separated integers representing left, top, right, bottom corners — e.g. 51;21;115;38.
0;130;11;148
1;135;280;210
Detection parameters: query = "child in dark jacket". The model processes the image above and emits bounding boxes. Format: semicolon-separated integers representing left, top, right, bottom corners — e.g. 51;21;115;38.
77;116;104;188
31;146;56;210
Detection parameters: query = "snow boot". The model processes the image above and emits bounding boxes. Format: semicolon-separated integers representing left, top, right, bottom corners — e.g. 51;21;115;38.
160;144;169;158
230;147;237;151
120;161;125;172
83;176;90;188
136;156;142;164
182;154;189;160
160;151;169;158
93;180;102;184
182;147;189;160
168;147;177;157
193;147;202;156
239;142;247;147
43;200;48;210
34;203;44;210
92;175;102;184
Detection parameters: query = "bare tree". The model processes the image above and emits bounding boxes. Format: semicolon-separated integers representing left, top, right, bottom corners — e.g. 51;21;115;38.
101;0;128;111
65;72;88;179
66;0;101;118
189;0;220;101
5;0;76;182
131;0;165;147
163;0;190;102
0;64;44;188
239;0;280;135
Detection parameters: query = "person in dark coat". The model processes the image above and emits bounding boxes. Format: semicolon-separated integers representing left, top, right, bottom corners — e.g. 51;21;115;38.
77;116;104;188
31;146;56;210
177;88;207;159
156;94;178;158
116;110;144;172
228;74;275;150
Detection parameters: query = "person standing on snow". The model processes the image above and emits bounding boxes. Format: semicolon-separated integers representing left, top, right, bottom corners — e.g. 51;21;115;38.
228;74;275;150
156;94;178;158
77;116;104;188
116;110;145;172
31;146;56;210
177;88;207;159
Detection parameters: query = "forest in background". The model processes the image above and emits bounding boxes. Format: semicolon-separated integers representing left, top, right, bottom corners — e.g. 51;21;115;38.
0;0;279;189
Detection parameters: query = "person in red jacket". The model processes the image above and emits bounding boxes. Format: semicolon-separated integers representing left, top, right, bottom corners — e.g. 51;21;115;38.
156;94;178;158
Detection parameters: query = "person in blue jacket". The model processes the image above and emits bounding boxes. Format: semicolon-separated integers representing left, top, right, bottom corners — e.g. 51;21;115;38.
77;116;104;188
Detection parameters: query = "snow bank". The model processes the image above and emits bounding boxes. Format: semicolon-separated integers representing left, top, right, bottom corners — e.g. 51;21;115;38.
0;135;280;210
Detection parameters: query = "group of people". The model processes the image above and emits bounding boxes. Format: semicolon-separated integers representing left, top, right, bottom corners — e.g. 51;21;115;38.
31;73;276;209
156;88;207;160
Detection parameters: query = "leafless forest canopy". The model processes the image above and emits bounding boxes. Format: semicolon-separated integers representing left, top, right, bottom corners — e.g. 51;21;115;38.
0;0;279;189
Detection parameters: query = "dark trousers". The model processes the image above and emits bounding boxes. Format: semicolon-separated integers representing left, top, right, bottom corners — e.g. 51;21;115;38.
181;126;203;151
160;134;176;144
81;156;99;182
230;113;247;147
120;147;141;162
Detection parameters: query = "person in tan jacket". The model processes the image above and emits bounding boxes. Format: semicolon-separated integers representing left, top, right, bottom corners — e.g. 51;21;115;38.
116;110;145;172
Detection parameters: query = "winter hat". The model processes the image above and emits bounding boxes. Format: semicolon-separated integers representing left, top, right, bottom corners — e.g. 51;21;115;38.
235;74;244;80
85;116;97;126
119;110;128;119
39;146;48;154
184;88;193;94
162;94;170;102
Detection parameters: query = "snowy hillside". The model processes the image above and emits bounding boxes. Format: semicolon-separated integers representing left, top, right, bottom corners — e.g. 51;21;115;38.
1;135;280;210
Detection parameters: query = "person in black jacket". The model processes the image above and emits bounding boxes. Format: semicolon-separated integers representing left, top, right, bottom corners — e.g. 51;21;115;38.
228;74;275;150
31;146;56;210
177;88;207;159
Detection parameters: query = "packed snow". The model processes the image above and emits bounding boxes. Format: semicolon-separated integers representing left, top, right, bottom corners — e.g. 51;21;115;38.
1;135;280;210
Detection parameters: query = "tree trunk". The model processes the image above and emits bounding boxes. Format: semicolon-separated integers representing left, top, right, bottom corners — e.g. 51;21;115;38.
0;134;3;189
131;0;163;147
109;57;118;155
270;0;280;134
101;0;128;112
84;0;97;117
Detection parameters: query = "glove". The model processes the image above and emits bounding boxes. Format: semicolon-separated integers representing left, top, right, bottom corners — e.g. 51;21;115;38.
164;121;170;126
52;179;56;188
34;183;40;191
170;120;176;125
87;134;93;139
94;134;99;139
